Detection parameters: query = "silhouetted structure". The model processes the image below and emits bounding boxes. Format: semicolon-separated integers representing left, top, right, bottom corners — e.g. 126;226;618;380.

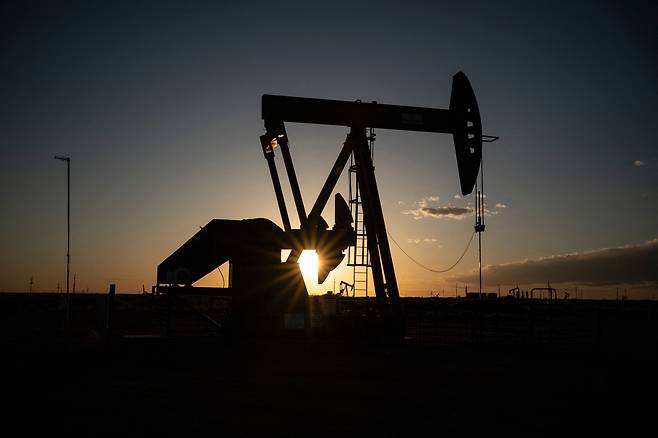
157;72;487;334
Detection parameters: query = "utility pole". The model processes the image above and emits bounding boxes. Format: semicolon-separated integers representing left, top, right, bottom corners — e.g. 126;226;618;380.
475;186;484;298
54;155;70;320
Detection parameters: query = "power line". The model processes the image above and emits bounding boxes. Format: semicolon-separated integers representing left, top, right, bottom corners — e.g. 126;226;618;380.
387;230;476;273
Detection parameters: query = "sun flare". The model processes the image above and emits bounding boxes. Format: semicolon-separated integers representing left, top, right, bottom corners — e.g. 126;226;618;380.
298;250;319;281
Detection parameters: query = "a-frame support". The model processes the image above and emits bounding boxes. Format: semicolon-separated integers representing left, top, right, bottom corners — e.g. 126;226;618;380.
349;128;400;313
294;127;400;313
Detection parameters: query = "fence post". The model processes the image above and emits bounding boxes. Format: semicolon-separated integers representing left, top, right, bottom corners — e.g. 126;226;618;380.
106;284;116;346
418;307;422;345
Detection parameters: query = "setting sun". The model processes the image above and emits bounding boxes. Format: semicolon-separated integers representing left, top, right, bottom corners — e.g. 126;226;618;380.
298;250;319;280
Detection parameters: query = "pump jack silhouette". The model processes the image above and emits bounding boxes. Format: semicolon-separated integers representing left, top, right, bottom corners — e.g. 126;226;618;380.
157;72;486;332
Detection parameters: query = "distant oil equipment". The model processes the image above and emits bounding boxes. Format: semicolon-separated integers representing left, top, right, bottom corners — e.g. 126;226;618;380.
508;284;558;300
156;72;492;336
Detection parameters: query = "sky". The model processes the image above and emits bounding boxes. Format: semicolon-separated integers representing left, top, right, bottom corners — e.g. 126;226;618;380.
1;0;657;298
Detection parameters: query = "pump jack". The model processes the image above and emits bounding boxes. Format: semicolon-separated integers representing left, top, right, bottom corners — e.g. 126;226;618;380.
156;72;484;333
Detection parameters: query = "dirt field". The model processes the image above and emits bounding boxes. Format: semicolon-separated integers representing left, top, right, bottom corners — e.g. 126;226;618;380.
1;294;656;436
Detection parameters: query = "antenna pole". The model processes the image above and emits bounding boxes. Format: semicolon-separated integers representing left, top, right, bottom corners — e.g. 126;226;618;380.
475;185;485;298
478;156;484;299
54;155;71;321
478;216;482;297
66;157;70;315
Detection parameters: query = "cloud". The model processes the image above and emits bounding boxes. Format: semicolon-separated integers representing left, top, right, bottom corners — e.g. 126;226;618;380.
404;206;473;220
454;194;461;199
403;196;504;220
404;196;473;220
449;238;658;287
634;160;646;167
407;238;439;244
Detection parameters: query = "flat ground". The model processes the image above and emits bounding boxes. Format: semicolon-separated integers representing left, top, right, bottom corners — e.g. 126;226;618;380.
1;294;656;436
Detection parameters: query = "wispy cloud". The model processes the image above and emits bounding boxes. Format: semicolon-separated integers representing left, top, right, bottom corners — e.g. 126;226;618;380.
450;238;658;286
634;160;646;167
495;203;507;209
406;238;441;246
407;237;438;245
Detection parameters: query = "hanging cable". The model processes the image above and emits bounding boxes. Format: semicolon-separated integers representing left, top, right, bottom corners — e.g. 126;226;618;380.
388;138;496;280
217;266;225;288
387;230;476;273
